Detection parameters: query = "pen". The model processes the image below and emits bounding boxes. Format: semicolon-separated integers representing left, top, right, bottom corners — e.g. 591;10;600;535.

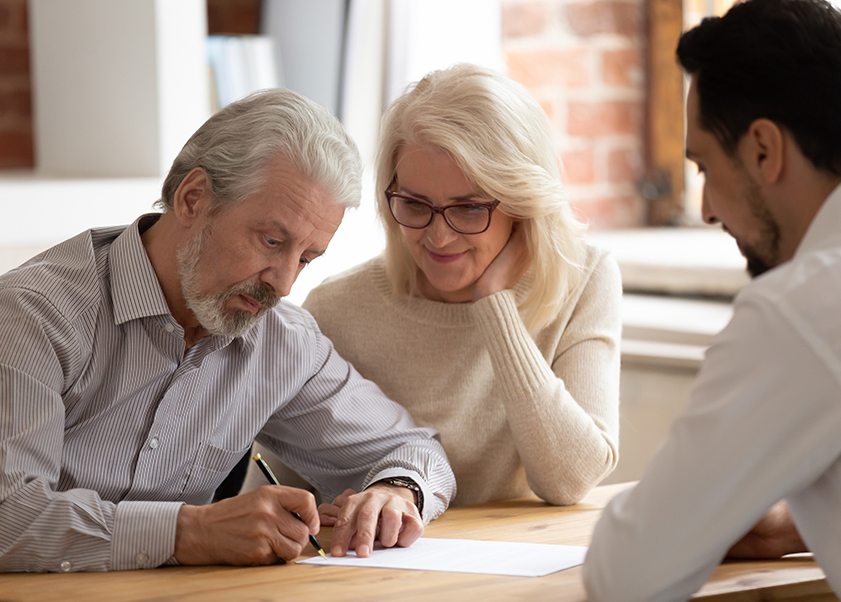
252;453;328;559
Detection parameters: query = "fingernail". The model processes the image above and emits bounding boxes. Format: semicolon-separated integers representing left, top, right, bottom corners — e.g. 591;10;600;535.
357;544;370;557
331;546;343;557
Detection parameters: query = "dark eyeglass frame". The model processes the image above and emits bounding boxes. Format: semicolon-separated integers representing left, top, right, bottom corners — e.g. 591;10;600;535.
385;190;501;235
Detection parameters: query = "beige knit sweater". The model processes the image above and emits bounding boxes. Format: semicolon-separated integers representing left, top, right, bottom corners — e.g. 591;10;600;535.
246;245;622;506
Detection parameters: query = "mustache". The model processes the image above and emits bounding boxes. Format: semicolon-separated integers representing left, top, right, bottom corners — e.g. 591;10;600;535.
225;280;279;310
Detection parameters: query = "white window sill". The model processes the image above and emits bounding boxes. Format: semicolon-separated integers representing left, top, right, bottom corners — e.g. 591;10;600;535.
590;227;745;370
589;227;750;297
621;293;733;371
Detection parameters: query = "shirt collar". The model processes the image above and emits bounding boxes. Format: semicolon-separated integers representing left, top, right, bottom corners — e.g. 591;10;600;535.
794;181;841;259
109;214;173;325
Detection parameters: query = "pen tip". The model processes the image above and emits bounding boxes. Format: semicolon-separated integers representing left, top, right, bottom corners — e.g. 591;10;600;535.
318;549;327;559
252;453;262;461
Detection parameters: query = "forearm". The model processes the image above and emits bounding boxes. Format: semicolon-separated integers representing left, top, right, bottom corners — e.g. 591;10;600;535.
509;382;616;505
362;438;456;523
0;477;182;572
471;291;618;504
263;335;456;522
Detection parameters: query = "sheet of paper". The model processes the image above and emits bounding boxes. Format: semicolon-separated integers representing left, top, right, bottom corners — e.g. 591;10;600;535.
298;538;587;577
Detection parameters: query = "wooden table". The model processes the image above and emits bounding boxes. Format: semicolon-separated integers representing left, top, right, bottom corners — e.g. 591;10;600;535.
0;483;834;601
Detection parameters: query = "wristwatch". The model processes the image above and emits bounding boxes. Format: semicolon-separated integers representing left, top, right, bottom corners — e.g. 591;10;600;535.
377;476;424;515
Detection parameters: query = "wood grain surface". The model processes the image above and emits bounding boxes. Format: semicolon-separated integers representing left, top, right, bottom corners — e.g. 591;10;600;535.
0;483;833;602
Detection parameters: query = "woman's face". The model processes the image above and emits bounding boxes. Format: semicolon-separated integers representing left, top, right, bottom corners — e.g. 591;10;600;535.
392;145;515;303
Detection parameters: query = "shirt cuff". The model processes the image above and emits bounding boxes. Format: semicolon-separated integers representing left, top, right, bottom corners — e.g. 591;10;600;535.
111;501;184;570
365;468;434;525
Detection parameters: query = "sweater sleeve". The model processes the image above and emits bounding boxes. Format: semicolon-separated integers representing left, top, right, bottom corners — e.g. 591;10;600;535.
470;253;621;505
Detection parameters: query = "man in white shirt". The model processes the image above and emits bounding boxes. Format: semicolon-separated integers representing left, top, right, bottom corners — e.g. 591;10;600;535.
583;0;841;599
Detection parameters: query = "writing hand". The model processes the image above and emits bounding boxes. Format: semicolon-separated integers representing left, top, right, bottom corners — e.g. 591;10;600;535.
174;485;319;565
726;500;808;559
471;221;531;302
327;483;423;558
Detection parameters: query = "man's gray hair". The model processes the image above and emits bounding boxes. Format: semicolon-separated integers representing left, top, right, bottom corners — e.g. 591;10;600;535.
158;88;362;212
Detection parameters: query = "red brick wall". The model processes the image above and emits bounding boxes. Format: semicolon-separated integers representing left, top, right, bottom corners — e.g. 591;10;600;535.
0;0;33;169
503;0;647;229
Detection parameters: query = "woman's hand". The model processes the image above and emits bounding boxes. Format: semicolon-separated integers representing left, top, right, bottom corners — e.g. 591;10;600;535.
472;222;531;301
317;488;357;526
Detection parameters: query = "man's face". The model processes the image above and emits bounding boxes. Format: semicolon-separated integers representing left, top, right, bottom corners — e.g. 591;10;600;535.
177;161;345;337
685;80;781;277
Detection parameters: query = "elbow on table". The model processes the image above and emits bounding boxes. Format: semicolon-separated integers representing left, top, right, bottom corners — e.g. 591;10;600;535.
535;478;597;506
532;447;619;506
532;470;605;506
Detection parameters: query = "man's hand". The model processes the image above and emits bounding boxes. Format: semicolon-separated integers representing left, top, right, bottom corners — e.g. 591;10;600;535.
726;500;808;559
174;485;319;565
318;483;423;558
471;221;531;302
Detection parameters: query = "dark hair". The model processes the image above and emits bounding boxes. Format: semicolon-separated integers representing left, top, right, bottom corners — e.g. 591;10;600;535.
677;0;841;175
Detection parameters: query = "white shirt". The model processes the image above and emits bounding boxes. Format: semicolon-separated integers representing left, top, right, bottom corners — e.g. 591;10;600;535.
583;184;841;601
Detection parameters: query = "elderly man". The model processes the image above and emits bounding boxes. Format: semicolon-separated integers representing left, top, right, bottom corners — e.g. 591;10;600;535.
0;89;455;572
583;0;841;599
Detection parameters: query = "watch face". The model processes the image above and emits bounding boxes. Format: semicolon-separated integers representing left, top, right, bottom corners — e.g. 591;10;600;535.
391;478;419;491
381;477;424;513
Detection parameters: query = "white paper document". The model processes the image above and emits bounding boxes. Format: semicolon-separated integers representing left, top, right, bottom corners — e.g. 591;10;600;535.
298;538;588;577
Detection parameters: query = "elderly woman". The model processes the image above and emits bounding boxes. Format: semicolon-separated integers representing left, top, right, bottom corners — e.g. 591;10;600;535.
250;63;621;509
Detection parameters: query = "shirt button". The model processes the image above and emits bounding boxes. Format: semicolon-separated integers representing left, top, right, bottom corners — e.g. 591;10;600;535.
149;437;159;449
60;560;71;572
136;551;149;566
164;323;175;333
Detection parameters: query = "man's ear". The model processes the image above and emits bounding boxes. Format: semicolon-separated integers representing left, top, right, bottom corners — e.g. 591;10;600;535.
172;167;212;224
742;118;784;184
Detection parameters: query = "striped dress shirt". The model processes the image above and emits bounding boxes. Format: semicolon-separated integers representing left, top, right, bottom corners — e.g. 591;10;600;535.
0;215;455;573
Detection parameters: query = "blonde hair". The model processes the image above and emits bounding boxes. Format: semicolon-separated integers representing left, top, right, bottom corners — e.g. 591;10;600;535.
375;63;587;333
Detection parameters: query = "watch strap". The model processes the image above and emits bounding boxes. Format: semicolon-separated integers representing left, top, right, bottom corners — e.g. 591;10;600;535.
377;476;424;515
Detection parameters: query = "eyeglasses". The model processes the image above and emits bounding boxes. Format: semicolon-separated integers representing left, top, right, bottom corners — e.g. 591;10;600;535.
385;191;500;235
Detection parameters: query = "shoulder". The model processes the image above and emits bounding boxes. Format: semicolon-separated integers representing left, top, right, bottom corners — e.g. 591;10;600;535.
573;244;622;303
0;228;118;321
267;300;320;335
253;301;326;370
303;256;386;313
581;243;621;281
537;243;622;337
738;243;841;341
